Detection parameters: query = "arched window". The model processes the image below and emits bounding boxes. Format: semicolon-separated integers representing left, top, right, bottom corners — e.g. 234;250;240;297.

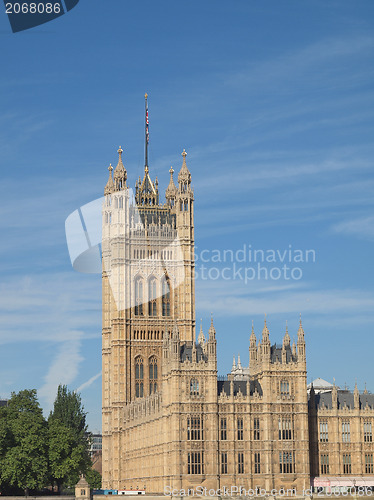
135;356;144;398
190;379;199;396
148;277;157;316
162;276;170;317
149;356;158;394
135;278;143;316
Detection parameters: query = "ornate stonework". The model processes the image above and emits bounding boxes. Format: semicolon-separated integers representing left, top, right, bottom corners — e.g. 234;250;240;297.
102;148;374;493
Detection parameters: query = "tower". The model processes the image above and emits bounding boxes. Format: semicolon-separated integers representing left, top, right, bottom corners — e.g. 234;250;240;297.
101;96;195;488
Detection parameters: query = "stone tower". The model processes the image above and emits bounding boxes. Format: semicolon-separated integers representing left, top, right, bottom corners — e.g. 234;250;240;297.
101;135;195;486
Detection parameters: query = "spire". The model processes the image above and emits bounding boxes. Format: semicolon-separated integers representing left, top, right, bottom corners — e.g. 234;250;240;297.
165;166;177;202
250;320;256;345
262;314;270;342
113;146;127;190
178;149;192;186
354;381;360;408
237;354;242;369
208;313;216;339
332;378;338;409
283;320;290;347
104;164;114;195
297;314;306;360
232;355;236;371
198;319;205;345
298;314;305;339
292;339;296;357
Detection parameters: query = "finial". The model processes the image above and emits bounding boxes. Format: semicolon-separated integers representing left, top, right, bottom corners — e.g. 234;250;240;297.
264;313;267;325
251;319;254;332
145;165;149;173
285;319;288;332
108;163;113;172
169;166;174;175
118;146;123;157
211;312;213;324
182;149;187;158
299;313;302;325
145;93;148;99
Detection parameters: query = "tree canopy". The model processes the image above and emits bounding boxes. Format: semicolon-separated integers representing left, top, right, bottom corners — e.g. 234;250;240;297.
48;385;92;489
0;386;100;495
0;389;48;495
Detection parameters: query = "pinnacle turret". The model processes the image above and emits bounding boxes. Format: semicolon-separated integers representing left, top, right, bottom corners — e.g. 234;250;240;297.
208;314;216;339
250;320;256;346
104;164;114;195
197;319;205;345
232;355;236;371
165;166;177;206
262;315;270;343
298;314;305;341
113;146;127;191
178;149;191;184
283;321;291;347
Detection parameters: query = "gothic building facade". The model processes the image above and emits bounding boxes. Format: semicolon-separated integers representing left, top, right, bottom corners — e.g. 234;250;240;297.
101;146;374;493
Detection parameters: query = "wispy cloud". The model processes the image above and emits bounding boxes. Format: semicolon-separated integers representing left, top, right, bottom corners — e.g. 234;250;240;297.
38;336;84;411
196;279;374;317
76;371;102;393
0;272;100;345
225;36;374;93
331;215;374;241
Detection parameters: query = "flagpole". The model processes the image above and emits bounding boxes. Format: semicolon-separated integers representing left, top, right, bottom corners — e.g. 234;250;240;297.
145;93;149;170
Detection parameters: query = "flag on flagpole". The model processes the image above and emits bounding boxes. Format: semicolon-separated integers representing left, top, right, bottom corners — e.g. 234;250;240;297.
146;107;149;144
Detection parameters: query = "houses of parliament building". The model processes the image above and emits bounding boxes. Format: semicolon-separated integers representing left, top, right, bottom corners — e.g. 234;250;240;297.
101;128;374;494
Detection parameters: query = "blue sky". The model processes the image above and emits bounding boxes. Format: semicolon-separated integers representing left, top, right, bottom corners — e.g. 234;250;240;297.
0;1;373;431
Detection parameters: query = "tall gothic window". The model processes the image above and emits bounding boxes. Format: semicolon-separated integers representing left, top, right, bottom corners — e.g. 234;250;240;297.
238;453;244;474
220;418;227;440
148;277;157;316
188;452;203;474
135;356;144;398
254;417;260;440
364;421;372;442
342;421;351;442
135;277;143;316
149;356;158;394
190;379;199;396
343;454;351;474
162;276;170;317
279;451;294;473
187;416;203;440
319;421;329;442
237;418;244;440
280;380;290;395
365;454;373;474
279;417;292;440
254;453;261;474
321;454;329;474
221;453;228;474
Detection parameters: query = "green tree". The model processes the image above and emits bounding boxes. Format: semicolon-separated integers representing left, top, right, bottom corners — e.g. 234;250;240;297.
48;385;91;490
85;467;102;489
0;390;48;495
